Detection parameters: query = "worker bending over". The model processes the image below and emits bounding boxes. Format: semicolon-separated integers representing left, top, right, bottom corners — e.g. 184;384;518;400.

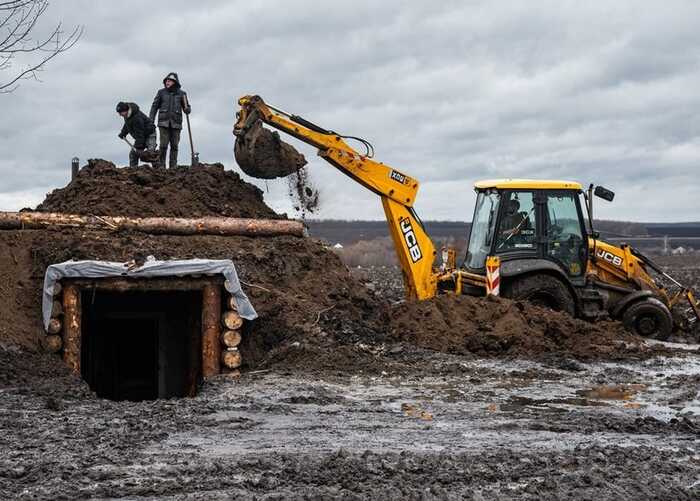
116;102;158;168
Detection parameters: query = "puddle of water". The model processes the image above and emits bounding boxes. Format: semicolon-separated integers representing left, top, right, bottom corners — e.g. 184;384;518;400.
576;384;647;401
499;395;609;414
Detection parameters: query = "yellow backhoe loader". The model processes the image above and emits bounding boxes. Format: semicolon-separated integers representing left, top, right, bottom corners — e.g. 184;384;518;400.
233;95;700;340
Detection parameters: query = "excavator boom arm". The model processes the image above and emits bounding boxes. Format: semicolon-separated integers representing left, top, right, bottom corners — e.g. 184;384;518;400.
234;95;438;300
235;95;419;206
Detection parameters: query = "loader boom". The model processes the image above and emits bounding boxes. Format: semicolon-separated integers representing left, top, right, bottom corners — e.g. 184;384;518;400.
234;95;437;299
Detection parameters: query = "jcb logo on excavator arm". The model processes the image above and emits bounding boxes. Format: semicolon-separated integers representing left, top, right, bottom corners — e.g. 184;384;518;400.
400;218;423;262
596;249;623;267
390;170;409;185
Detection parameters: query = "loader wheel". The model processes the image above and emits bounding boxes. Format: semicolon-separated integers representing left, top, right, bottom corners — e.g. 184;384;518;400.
622;298;673;341
503;274;576;317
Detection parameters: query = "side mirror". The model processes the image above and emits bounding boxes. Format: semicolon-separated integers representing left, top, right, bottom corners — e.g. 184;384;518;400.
594;186;615;202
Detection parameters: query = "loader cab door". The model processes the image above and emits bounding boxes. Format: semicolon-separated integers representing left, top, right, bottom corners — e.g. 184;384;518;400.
543;190;587;277
493;191;539;257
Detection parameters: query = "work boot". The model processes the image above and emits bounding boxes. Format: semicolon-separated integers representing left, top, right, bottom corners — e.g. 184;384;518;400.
169;148;178;169
159;147;168;168
128;149;139;168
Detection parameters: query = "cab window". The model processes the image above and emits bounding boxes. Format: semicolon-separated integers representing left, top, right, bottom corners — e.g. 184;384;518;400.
465;190;500;269
495;191;537;252
545;192;585;276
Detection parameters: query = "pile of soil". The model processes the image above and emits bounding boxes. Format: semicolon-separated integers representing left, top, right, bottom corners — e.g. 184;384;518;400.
390;294;671;361
36;159;281;219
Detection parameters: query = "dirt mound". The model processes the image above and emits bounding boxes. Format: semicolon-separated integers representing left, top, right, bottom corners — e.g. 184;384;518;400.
1;159;384;368
35;159;281;219
0;228;386;369
390;294;669;361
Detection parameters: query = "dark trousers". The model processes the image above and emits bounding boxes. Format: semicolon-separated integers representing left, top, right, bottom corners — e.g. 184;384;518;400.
159;126;181;168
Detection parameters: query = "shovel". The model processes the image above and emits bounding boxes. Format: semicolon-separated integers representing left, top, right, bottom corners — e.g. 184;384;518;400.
121;137;160;164
183;94;199;167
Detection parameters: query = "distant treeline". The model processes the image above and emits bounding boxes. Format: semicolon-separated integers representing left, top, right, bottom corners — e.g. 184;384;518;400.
306;219;700;246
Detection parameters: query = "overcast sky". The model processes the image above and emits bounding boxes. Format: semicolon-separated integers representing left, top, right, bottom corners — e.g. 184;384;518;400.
1;1;699;222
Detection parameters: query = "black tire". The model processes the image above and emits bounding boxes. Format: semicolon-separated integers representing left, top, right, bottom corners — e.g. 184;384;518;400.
503;274;576;317
621;298;673;341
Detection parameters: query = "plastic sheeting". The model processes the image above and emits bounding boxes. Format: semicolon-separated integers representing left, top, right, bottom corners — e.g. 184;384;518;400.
42;256;257;331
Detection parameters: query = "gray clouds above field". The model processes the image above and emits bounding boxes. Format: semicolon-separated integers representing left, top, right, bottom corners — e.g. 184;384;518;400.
1;0;699;221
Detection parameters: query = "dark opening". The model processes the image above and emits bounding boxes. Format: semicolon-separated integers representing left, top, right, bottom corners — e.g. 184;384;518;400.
81;290;202;401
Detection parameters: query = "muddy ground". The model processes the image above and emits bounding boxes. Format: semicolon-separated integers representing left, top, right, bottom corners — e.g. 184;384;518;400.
1;341;699;499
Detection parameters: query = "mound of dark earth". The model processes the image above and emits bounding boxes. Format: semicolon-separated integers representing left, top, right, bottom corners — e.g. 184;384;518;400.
36;159;281;219
390;294;674;361
2;159;386;370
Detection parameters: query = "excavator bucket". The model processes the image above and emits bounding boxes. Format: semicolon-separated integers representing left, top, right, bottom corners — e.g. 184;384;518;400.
234;119;307;179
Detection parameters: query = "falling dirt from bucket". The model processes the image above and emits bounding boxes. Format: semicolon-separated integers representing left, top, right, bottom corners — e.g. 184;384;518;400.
287;167;320;218
234;120;307;179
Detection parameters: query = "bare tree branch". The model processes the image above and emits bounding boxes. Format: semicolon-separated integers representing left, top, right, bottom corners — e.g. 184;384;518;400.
0;0;82;93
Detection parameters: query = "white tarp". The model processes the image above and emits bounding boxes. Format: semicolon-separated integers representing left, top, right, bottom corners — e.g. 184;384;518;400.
42;256;257;330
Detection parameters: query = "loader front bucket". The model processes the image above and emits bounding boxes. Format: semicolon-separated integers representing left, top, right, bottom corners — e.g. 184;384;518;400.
234;119;307;179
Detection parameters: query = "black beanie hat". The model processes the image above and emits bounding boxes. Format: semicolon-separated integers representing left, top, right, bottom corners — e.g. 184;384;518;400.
116;102;129;113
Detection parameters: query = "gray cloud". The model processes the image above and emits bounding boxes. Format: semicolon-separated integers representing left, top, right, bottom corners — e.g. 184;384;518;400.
1;0;699;222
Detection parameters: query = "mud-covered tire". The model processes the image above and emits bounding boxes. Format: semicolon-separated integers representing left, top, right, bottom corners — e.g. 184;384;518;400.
503;274;576;317
621;298;673;341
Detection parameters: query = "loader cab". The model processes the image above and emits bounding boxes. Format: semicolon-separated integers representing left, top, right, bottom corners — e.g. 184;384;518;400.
464;180;588;279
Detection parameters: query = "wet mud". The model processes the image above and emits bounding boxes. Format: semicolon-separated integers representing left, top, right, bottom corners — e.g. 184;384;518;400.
1;346;699;499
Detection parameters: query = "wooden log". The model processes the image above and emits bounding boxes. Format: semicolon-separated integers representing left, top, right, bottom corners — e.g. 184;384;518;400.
222;310;243;330
227;296;238;311
201;283;222;377
62;283;81;374
221;348;242;369
0;211;304;238
221;329;242;348
52;282;63;296
68;277;222;292
51;300;64;317
43;334;63;353
47;318;62;335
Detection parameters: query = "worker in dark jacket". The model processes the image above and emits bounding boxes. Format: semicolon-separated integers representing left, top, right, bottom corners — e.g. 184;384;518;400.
149;72;191;169
117;102;158;167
